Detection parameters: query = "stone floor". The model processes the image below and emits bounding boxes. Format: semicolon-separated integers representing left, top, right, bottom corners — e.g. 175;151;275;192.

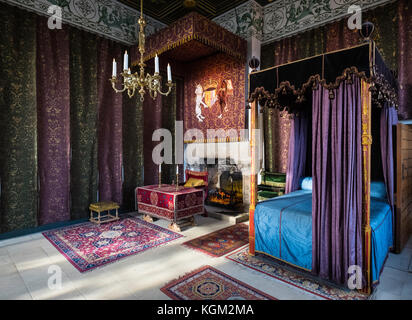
0;213;410;300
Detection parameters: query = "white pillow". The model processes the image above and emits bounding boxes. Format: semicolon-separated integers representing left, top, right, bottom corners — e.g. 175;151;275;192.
300;177;312;191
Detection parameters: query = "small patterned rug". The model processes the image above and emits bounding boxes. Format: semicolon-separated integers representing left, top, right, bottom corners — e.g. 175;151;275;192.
161;265;276;300
43;217;182;272
227;246;368;300
182;223;248;257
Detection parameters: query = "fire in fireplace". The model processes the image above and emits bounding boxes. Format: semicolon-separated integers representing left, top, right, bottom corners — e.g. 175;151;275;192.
207;167;243;209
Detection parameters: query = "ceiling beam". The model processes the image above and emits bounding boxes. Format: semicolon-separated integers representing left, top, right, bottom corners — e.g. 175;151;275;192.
196;0;217;15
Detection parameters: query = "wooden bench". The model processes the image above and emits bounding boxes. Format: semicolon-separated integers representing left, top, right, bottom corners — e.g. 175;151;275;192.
89;201;120;224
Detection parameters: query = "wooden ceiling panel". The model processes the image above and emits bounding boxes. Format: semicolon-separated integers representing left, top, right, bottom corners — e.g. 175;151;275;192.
118;0;271;25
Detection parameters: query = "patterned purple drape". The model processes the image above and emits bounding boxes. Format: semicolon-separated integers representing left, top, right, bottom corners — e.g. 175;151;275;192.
380;103;398;220
97;39;124;204
143;95;163;186
36;17;71;225
398;0;412;120
312;77;363;285
285;115;308;193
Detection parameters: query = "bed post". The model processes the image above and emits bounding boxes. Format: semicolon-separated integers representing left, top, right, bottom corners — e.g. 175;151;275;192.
249;100;258;256
361;79;372;295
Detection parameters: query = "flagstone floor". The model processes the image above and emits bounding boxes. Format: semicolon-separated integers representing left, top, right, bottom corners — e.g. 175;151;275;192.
0;213;410;300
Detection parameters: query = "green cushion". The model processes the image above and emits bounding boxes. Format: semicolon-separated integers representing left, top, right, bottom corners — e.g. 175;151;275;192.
258;190;282;199
260;172;286;187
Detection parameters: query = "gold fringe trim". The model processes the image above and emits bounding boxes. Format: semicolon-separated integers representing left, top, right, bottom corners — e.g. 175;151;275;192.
184;136;245;144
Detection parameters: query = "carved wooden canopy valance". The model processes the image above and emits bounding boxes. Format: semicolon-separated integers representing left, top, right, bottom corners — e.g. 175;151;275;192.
248;42;398;114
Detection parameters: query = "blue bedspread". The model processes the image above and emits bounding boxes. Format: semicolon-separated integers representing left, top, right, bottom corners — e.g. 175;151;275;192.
254;191;393;283
370;197;393;283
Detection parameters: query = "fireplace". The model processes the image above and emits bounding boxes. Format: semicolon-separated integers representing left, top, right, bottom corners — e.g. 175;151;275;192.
184;141;251;211
185;157;243;210
206;162;243;209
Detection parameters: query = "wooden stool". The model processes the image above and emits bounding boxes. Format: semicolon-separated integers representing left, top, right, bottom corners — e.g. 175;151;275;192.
89;201;120;224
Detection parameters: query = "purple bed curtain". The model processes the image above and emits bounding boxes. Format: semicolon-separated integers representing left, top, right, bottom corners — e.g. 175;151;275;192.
285;115;308;193
312;77;363;286
36;17;71;225
380;102;398;220
97;39;124;204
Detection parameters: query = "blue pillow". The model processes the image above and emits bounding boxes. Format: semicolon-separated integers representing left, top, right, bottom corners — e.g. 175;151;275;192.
370;181;387;199
300;177;312;191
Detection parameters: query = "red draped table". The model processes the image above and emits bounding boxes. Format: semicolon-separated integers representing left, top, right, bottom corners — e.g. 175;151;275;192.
135;184;204;231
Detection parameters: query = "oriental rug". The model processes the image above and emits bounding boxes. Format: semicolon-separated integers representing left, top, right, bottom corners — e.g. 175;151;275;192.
227;246;368;300
181;223;248;257
43;217;182;272
161;265;276;300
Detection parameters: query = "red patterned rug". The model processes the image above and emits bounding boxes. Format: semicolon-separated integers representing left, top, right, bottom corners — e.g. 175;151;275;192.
227;246;368;300
161;265;276;300
43;217;182;272
182;223;248;257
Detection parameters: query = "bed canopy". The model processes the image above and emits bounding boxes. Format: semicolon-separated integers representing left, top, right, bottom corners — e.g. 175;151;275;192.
249;42;397;113
248;41;398;294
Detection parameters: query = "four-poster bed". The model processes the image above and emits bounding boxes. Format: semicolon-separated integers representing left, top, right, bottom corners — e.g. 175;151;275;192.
248;41;399;294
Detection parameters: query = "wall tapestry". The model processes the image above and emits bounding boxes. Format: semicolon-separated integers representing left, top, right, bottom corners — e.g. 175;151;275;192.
0;2;144;234
184;53;245;143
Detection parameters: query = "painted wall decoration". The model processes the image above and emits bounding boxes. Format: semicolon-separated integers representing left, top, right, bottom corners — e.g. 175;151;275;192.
3;0;395;46
184;53;245;143
213;0;394;45
0;0;166;45
262;0;393;44
212;0;263;41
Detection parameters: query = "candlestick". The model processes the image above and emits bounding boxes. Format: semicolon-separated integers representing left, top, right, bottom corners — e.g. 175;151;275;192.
167;64;172;82
155;54;159;74
176;164;179;175
176;170;179;191
124;51;129;71
112;59;117;78
158;164;161;187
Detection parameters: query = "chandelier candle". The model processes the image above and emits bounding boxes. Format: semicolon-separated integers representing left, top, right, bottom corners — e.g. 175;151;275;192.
112;59;117;78
155;55;160;74
167;64;172;82
124;51;129;70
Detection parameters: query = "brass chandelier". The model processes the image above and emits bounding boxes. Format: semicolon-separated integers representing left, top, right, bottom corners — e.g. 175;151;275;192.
110;0;173;101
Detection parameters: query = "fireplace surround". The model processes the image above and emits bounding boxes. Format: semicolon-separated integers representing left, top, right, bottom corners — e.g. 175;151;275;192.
184;141;251;211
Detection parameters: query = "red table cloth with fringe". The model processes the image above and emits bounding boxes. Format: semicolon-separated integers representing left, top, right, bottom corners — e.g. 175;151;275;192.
135;184;204;223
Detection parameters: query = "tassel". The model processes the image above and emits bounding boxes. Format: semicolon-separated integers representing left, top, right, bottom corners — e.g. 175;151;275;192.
329;90;335;100
347;73;353;84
